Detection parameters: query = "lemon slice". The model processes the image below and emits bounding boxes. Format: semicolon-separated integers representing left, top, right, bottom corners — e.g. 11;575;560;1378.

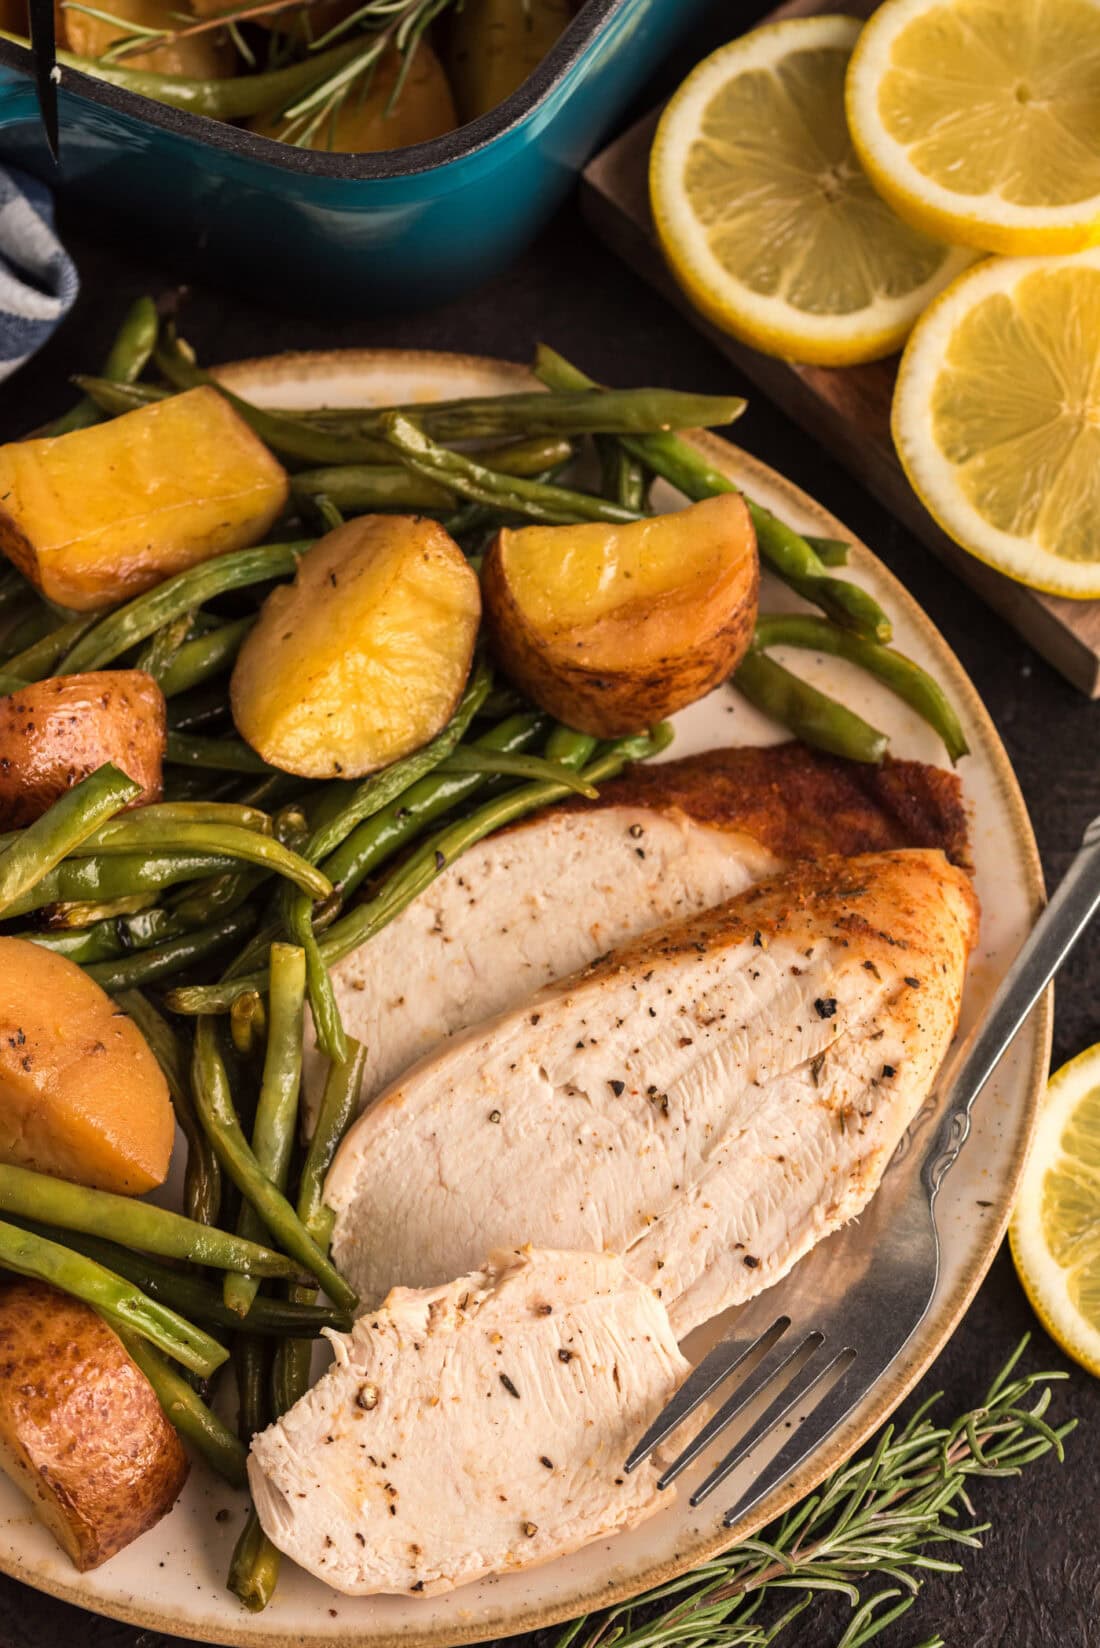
1011;1043;1100;1378
648;15;974;366
892;249;1100;598
846;0;1100;256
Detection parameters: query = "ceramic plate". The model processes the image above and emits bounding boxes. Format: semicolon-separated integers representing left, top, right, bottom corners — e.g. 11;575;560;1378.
0;351;1050;1646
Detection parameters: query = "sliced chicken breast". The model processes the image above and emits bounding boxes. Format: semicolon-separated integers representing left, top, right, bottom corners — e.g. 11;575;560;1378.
248;1247;688;1597
306;744;969;1117
327;849;979;1339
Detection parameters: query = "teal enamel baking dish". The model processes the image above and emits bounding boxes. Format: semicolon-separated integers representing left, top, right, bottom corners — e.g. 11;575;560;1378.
0;0;711;308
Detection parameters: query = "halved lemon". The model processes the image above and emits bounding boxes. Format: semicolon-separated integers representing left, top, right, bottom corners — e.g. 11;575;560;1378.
847;0;1100;256
648;15;974;366
892;249;1100;598
1011;1043;1100;1378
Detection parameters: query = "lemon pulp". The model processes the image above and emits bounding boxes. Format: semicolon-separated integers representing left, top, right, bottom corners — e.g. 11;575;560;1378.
877;0;1100;210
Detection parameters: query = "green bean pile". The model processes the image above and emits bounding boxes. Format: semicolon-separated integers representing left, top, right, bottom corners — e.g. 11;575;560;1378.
0;299;967;1608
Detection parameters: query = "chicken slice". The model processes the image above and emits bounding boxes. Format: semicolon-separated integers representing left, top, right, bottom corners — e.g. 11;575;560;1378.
306;744;969;1118
248;1247;688;1597
327;849;979;1339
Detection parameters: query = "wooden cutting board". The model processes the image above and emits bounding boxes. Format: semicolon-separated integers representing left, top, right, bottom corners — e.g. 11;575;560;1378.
580;0;1100;697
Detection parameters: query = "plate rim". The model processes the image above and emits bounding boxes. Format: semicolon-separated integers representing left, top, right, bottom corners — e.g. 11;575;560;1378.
0;347;1051;1648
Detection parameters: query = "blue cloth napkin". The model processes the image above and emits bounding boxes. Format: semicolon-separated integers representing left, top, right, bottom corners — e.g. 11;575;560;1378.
0;166;78;384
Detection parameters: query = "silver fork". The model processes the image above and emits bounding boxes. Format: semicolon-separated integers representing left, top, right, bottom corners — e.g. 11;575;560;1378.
626;814;1100;1528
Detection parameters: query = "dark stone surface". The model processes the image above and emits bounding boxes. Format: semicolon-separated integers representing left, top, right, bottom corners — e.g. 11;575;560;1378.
0;6;1097;1639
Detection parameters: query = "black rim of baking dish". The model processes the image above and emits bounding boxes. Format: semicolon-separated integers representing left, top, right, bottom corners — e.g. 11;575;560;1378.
0;0;635;178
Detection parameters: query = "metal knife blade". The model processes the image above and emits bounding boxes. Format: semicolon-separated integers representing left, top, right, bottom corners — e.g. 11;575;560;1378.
28;0;60;162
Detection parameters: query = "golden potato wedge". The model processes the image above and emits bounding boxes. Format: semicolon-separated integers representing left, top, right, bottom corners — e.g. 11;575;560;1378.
481;493;759;737
447;0;572;122
231;514;481;779
0;671;165;829
0;1279;187;1570
249;43;457;151
0;387;289;611
62;0;235;76
0;939;174;1194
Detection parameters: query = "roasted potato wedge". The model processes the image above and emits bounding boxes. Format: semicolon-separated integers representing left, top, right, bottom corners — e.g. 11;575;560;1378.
250;44;457;150
62;0;235;77
0;387;289;611
0;671;165;829
0;1279;187;1570
0;939;174;1194
481;494;759;736
231;514;481;779
447;0;572;122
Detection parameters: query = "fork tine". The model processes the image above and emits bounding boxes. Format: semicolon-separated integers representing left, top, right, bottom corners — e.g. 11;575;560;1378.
657;1328;819;1491
689;1341;853;1507
624;1314;790;1473
719;1359;865;1528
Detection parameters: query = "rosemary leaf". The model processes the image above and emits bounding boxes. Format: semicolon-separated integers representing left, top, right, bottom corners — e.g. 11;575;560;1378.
554;1340;1072;1648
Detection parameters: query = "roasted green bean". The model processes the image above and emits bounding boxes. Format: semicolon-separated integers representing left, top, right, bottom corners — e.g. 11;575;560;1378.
271;1039;368;1464
2;614;98;681
543;726;599;769
383;415;637;526
805;535;850;567
191;1018;356;1310
0;1163;295;1274
227;1329;281;1608
85;905;258;991
166;732;277;774
285;891;346;1065
734;649;889;765
23;920;125;965
0;1217;227;1375
159;618;256;698
137;610;195;684
118;1327;248;1487
753;614;969;763
437;747;599;797
60;541;310;673
291;464;454;515
79;820;329;899
296;1039;368;1242
47;296;159;437
290;436;577;519
0;764;141;917
117;989;221;1228
0;850;239;920
320;710;545;900
89;801;273;840
225;944;306;1317
313;386;747;442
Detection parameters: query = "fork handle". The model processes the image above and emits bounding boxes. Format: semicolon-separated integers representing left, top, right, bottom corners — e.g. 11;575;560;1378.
923;815;1100;1199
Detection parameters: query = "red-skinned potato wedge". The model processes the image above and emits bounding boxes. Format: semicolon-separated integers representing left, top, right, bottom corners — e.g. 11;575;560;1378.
0;387;289;611
0;1279;187;1570
0;671;165;829
0;939;174;1194
231;514;481;779
481;493;759;736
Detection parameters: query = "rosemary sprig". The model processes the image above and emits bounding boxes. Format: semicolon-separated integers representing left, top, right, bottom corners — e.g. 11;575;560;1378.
557;1338;1073;1648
